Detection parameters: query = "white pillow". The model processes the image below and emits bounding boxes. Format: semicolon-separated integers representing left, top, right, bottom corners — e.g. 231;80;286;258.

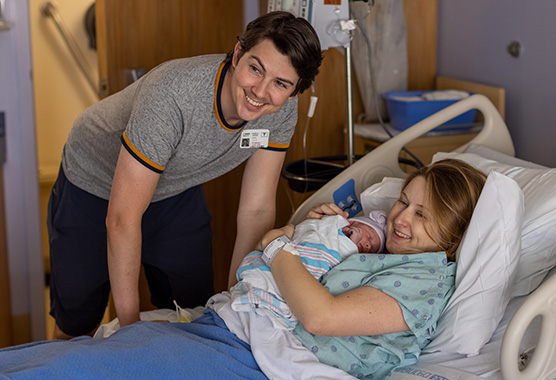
360;171;524;356
424;171;523;355
360;176;404;216
465;143;546;170
433;151;556;298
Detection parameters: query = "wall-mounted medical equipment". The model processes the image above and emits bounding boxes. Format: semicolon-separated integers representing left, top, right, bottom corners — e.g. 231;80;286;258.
267;0;351;50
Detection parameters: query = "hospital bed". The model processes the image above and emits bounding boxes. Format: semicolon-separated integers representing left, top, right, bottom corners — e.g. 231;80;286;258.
2;95;555;380
94;94;555;380
288;93;556;380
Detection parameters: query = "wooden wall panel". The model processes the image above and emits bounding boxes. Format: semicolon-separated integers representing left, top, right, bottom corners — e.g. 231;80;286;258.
404;0;438;90
97;0;244;95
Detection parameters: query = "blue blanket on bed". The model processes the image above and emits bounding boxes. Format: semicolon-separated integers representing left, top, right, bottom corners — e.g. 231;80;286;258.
0;310;268;380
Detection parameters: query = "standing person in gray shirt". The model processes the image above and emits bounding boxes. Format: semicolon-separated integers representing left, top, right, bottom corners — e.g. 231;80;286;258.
47;11;323;340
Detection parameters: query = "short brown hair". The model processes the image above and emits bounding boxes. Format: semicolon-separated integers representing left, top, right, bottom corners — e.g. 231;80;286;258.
402;159;487;261
225;11;323;96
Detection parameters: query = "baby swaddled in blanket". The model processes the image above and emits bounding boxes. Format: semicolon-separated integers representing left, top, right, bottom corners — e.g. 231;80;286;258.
230;212;387;329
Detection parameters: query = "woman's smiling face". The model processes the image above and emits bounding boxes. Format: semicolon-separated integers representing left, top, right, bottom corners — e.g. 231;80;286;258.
386;176;442;255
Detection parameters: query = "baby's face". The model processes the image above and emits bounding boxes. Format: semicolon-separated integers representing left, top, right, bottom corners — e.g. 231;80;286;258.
342;221;381;253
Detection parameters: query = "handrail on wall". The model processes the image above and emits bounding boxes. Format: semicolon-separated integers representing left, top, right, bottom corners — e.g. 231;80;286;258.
40;1;99;97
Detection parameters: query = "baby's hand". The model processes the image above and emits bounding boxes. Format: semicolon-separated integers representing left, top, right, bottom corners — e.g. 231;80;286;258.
305;202;349;220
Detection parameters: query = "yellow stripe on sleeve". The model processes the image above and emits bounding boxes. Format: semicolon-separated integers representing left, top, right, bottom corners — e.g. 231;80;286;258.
121;132;165;172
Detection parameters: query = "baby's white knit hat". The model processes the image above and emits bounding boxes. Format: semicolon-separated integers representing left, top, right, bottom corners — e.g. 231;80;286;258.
348;210;388;252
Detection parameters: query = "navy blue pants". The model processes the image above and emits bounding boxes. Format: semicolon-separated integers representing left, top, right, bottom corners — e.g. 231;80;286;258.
47;167;214;336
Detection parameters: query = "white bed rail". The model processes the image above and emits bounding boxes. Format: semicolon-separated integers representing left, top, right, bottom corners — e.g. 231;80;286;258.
289;94;514;224
501;272;556;380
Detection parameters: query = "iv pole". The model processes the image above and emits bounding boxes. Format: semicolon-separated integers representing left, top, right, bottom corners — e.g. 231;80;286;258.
345;44;354;166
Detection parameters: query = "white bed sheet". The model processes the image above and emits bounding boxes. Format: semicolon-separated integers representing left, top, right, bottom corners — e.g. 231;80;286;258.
208;291;358;380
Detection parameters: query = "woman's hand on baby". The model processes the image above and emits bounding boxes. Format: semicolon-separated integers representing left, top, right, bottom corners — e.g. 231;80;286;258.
305;202;349;220
256;224;295;251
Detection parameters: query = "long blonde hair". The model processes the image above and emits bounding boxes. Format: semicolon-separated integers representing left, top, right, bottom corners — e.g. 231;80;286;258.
402;159;486;261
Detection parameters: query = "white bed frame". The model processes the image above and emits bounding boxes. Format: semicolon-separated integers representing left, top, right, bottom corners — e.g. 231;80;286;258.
289;94;513;225
501;272;556;380
288;94;556;380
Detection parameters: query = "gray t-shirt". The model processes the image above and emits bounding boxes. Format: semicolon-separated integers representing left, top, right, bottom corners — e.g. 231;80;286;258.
62;54;298;201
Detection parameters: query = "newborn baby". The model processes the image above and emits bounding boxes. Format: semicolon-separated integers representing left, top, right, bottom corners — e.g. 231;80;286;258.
231;211;388;329
343;210;388;253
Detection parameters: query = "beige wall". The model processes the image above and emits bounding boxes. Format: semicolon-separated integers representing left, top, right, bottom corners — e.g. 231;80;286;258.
29;0;98;274
30;0;98;181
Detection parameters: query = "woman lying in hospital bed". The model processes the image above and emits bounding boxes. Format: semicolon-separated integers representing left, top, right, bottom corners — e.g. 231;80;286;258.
0;158;488;380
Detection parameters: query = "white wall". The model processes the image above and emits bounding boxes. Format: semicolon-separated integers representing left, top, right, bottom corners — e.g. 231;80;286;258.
437;1;556;167
0;0;45;341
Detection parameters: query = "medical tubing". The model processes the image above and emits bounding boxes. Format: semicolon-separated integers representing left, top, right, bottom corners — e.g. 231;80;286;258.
301;87;318;194
281;179;297;214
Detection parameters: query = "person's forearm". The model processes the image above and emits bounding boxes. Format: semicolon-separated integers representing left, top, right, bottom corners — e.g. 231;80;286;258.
227;210;275;288
106;146;160;326
271;249;411;337
106;219;142;327
270;250;336;334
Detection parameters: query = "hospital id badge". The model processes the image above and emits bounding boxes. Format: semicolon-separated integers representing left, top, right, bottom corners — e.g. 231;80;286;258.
240;129;269;148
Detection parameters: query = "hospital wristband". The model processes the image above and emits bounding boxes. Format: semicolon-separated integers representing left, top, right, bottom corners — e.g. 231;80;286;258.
282;243;300;257
262;235;296;266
